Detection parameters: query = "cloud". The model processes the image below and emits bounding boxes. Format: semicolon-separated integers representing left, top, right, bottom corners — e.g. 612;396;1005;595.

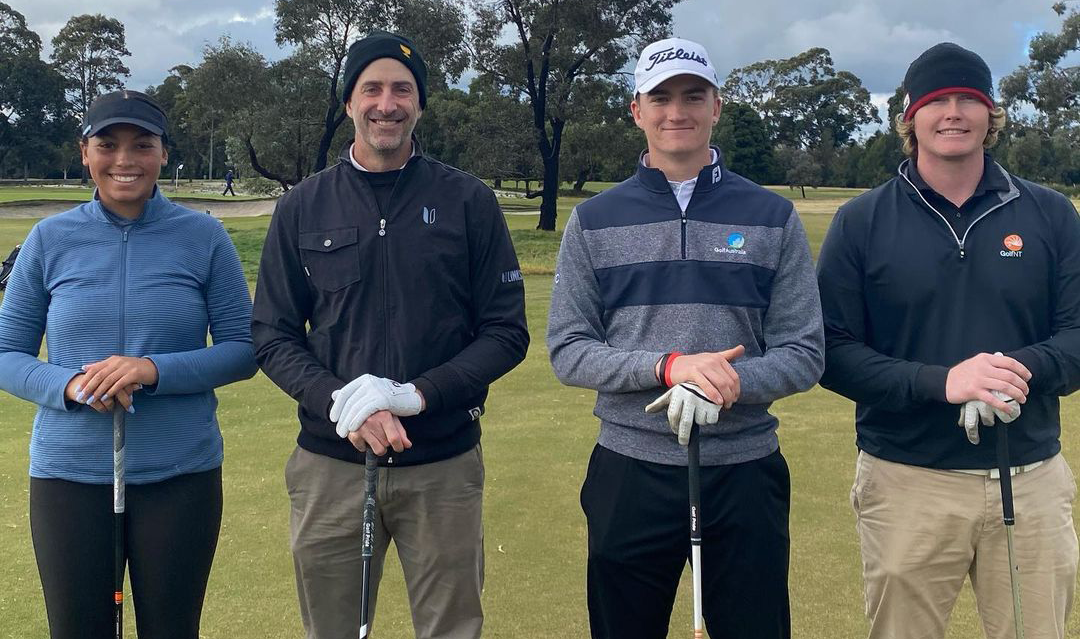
14;0;279;89
10;0;1071;100
671;0;1067;93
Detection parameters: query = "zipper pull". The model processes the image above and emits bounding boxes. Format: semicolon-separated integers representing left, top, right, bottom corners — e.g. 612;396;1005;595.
378;219;386;237
122;229;129;242
959;246;965;260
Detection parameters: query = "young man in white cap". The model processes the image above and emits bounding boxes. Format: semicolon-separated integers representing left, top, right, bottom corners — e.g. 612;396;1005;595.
817;42;1080;638
252;31;528;639
547;37;823;638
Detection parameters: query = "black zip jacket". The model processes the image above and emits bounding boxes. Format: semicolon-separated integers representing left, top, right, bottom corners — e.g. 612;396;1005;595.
817;158;1080;468
252;144;529;466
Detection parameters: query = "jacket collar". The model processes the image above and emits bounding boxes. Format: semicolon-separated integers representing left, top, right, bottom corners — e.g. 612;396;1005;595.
635;145;725;194
338;136;425;171
90;185;172;225
898;155;1019;206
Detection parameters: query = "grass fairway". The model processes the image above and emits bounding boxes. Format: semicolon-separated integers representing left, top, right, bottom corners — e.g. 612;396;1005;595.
1;196;1080;638
0;184;265;205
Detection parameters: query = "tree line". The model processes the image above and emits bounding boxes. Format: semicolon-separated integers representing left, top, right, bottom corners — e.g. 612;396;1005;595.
1;0;1077;229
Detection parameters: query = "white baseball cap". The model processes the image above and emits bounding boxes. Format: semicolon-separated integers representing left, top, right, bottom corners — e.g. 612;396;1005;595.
634;37;720;95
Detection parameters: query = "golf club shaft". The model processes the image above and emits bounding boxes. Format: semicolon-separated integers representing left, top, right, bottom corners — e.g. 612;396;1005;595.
688;424;703;639
113;406;126;639
359;449;378;639
996;427;1024;639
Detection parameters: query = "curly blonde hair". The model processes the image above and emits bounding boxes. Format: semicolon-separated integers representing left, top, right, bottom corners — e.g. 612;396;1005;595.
895;105;1006;157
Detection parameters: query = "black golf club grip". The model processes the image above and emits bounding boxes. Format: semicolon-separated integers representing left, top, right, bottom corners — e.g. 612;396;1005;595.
688;424;701;543
996;427;1015;524
359;449;378;638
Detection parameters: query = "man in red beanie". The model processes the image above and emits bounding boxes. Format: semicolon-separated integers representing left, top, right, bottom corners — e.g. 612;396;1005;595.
817;42;1080;638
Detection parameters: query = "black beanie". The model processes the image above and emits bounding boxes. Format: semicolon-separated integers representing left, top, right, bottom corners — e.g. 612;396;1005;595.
341;31;428;108
903;42;994;120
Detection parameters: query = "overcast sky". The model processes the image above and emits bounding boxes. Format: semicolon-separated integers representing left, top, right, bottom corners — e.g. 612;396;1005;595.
11;0;1074;128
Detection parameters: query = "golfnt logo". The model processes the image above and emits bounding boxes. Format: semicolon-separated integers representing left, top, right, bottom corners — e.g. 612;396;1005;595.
644;47;708;71
1001;234;1023;258
714;232;747;255
422;206;436;225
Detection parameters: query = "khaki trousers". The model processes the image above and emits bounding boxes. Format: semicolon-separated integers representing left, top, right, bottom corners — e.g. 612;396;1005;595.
286;445;485;639
852;451;1078;639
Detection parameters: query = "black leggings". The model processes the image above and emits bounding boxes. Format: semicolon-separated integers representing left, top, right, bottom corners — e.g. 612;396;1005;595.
30;467;222;639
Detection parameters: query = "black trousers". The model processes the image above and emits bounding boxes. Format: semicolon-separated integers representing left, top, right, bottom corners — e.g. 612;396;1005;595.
581;445;791;639
30;467;223;639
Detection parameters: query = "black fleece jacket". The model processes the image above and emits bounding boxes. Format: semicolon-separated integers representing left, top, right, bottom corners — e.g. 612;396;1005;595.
817;157;1080;469
253;144;529;466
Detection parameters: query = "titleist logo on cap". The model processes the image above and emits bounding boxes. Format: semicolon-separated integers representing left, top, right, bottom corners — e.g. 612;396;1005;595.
645;47;708;72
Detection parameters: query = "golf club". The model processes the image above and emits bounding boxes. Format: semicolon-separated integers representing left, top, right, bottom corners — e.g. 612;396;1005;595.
688;423;703;639
996;425;1024;639
359;449;378;639
0;244;20;290
112;405;126;639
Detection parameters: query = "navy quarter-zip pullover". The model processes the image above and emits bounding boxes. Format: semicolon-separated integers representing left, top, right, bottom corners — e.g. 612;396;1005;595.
817;157;1080;468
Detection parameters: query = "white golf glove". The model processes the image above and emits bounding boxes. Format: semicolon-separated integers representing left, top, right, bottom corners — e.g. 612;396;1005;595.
645;382;720;446
330;374;423;438
958;390;1020;445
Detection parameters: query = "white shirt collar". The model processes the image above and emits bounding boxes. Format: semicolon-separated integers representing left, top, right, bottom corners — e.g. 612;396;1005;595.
348;142;416;172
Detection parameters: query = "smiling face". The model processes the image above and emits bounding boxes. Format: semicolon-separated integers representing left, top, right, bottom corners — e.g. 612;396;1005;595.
81;124;167;218
631;74;721;170
911;92;990;163
345;57;422;171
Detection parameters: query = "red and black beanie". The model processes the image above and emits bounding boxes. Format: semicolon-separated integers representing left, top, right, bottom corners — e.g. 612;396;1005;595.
902;42;994;120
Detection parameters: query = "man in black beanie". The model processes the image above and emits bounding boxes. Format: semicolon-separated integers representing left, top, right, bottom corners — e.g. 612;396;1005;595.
817;42;1080;638
253;30;528;639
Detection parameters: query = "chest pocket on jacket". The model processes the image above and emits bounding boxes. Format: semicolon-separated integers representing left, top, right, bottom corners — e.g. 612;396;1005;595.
300;227;362;291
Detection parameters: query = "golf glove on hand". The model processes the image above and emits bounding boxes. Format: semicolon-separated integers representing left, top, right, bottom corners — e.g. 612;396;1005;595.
958;390;1020;445
645;382;720;446
330;374;422;438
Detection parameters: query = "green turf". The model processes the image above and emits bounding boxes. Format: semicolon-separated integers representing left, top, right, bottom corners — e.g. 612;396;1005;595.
2;199;1080;638
0;184;266;205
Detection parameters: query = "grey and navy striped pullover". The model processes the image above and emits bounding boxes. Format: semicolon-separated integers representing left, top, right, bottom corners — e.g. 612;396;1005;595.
0;189;257;484
547;152;824;466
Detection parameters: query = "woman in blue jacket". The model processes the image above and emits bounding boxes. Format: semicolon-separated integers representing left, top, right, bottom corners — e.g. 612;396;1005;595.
0;90;257;638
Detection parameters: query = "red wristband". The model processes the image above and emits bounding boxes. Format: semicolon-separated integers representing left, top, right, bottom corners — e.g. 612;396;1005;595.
663;352;683;388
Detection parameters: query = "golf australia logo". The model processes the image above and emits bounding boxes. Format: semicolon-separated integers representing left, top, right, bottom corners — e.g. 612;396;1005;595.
1001;234;1023;258
422;206;436;225
714;232;747;256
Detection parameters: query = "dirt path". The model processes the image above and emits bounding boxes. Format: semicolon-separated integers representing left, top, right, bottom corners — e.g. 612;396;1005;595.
0;198;277;219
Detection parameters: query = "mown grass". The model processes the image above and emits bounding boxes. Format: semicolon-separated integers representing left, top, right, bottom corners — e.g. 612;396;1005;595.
1;193;1080;638
0;184;265;205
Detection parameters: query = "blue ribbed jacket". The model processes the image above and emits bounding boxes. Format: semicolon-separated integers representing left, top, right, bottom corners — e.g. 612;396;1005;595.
0;189;257;484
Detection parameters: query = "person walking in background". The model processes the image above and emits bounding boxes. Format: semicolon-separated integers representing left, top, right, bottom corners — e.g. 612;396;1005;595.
252;31;528;639
547;37;823;639
817;42;1080;639
222;168;236;196
0;89;257;639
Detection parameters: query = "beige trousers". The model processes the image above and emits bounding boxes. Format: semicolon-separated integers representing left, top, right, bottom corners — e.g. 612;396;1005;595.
286;445;485;639
852;451;1078;639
